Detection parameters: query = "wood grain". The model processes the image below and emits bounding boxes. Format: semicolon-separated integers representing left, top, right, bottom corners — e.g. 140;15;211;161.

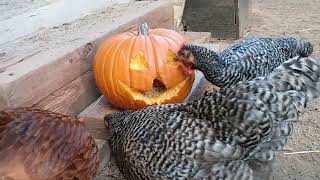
94;139;111;175
33;70;100;117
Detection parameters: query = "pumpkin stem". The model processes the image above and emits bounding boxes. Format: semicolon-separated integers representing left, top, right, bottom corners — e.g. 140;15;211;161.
137;22;150;35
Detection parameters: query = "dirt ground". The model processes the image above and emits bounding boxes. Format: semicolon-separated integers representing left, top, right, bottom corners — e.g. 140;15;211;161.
101;0;320;179
249;0;320;179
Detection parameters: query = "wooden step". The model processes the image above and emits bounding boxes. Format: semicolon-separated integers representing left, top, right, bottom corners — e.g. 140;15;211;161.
0;0;174;116
95;139;111;174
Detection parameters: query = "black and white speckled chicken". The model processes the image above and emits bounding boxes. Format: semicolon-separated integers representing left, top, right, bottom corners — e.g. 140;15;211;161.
105;56;320;180
174;37;313;88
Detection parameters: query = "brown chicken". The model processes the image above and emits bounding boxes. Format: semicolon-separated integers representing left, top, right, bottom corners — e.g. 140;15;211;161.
0;107;99;180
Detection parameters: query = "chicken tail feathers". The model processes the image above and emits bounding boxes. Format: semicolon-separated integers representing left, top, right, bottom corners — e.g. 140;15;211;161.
294;38;313;57
241;56;320;162
269;56;320;107
194;160;253;180
275;37;313;57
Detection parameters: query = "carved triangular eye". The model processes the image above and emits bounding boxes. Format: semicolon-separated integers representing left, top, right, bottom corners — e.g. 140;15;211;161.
167;49;179;67
130;52;149;70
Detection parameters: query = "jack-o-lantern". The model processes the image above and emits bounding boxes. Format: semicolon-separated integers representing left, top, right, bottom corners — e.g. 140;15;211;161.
93;23;195;110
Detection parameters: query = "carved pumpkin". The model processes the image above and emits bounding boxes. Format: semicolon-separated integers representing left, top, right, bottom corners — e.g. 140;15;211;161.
93;23;195;110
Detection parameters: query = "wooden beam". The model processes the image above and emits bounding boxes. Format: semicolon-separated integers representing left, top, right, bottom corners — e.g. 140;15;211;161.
0;0;174;110
94;139;111;175
33;70;100;117
79;96;119;140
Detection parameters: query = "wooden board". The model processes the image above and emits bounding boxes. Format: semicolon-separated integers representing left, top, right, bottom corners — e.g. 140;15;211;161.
79;96;120;140
0;0;174;110
33;70;100;117
94;139;111;175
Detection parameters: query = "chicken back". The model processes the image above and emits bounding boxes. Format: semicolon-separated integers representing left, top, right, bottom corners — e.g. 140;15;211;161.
0;107;98;180
175;37;313;88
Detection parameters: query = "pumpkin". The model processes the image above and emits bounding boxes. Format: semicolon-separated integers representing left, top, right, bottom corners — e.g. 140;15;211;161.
93;23;195;110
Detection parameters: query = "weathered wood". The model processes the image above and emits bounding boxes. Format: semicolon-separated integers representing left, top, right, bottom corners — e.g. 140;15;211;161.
0;0;174;110
85;117;112;140
79;96;122;140
94;139;111;175
181;0;252;39
33;70;100;117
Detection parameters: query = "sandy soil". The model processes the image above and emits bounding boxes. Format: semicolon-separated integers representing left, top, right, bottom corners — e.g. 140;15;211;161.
249;0;320;179
100;0;320;179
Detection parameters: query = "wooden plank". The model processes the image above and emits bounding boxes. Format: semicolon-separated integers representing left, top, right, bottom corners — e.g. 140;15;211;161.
79;97;118;140
33;70;100;117
0;0;174;109
94;139;111;175
78;41;231;140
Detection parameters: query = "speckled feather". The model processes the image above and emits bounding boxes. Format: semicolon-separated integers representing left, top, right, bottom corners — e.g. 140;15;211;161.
106;56;320;180
184;37;313;87
0;107;99;180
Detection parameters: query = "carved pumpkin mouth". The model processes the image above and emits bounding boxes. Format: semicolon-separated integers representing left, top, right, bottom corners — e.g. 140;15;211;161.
142;79;166;97
119;77;191;105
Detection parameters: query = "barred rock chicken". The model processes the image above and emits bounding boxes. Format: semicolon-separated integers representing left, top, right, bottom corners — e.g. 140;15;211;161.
0;107;99;180
174;37;313;88
105;56;320;180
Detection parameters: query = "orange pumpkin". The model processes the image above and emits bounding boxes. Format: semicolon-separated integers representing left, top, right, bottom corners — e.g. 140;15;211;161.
93;23;195;110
